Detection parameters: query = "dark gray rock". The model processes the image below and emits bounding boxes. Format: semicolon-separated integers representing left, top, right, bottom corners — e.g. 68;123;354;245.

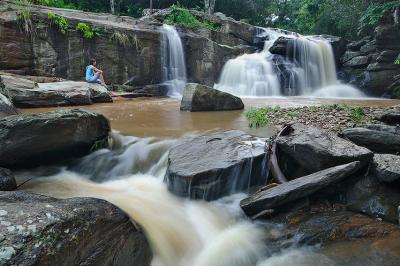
360;41;377;55
347;39;367;51
346;173;400;224
276;124;373;177
165;130;268;200
0;109;110;168
377;50;398;63
0;191;151;265
371;154;400;182
132;84;169;97
0;93;17;117
341;51;361;64
180;83;244;112
343;56;370;68
269;36;289;56
375;111;400;125
367;62;400;71
340;124;400;154
0;168;16;191
240;162;361;217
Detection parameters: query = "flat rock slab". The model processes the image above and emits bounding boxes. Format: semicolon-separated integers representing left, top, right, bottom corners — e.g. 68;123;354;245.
0;74;112;108
371;154;400;182
340;124;400;154
165;130;268;200
277;123;373;175
241;162;361;217
0;191;150;265
0;109;110;168
181;83;244;112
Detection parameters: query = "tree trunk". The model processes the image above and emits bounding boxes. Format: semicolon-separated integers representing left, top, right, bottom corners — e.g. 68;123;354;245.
110;0;115;14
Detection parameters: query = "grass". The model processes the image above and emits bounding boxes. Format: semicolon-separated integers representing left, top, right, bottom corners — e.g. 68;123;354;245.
110;32;130;47
90;138;109;152
16;0;35;35
47;12;68;34
76;22;94;39
245;106;280;128
395;54;400;65
350;107;365;123
164;5;221;31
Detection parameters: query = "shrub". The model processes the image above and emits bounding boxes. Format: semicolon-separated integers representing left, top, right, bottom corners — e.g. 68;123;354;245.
76;22;94;39
47;12;69;34
358;1;399;35
164;5;220;31
350;107;365;123
244;106;280;128
110;32;130;47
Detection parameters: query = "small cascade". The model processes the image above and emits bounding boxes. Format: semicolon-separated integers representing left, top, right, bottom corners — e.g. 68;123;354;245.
215;28;364;98
160;25;187;96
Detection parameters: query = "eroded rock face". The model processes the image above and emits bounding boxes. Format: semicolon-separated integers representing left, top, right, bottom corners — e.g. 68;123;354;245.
340;124;400;154
0;74;112;107
180;83;244;112
0;168;16;191
240;162;361;217
165;130;268;200
276;123;373;177
0;93;17;117
371;154;400;183
0;109;110;168
0;191;151;265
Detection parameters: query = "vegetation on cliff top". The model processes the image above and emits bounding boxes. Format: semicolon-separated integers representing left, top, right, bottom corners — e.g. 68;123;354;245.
164;5;220;31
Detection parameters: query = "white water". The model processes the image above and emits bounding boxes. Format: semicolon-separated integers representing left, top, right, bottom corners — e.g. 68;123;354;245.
21;134;333;266
215;29;364;98
160;25;187;96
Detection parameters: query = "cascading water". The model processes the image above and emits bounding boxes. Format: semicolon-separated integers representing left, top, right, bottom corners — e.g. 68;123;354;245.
20;133;334;266
160;25;187;96
215;29;365;98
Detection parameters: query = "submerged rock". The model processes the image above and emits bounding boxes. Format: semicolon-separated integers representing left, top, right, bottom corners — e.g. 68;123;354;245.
0;109;110;168
371;154;400;183
0;191;151;265
0;74;112;108
0;93;17;117
340;124;400;154
240;162;361;217
165;130;268;200
180;83;244;112
0;168;16;191
276;123;373;177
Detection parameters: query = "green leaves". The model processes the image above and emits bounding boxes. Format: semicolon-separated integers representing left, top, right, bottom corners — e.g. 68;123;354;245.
358;1;399;36
76;22;94;39
244;107;280;128
164;5;220;31
47;12;69;34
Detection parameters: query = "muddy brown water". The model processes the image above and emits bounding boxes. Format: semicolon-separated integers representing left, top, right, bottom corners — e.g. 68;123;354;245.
19;97;400;137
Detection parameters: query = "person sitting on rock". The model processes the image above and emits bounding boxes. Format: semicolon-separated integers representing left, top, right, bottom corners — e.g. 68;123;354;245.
86;58;106;85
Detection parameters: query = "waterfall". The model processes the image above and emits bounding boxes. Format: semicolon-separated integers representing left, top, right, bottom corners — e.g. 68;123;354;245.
160;25;187;96
215;29;364;98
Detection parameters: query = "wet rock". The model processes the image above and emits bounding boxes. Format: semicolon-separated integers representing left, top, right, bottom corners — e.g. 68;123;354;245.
341;51;361;64
376;50;398;63
0;75;113;107
269;36;289;56
375;111;400;125
340;124;400;154
367;62;400;71
132;84;169;97
371;154;400;183
165;130;268;200
0;93;17;117
0;191;151;265
360;41;377;55
343;56;370;68
276;124;373;176
180;83;244;112
0;168;16;191
240;162;361;217
347;39;367;51
0;109;110;168
346;173;400;224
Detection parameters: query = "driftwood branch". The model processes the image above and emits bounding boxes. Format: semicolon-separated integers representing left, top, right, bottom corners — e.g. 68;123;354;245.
268;125;290;184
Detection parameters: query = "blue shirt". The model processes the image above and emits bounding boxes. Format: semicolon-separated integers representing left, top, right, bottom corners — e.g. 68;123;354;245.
85;65;95;81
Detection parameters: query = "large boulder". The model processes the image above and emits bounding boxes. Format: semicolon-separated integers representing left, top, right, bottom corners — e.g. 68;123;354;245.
340;124;400;154
180;83;244;112
371;153;400;183
0;109;110;168
375;110;400;125
0;93;17;117
0;75;113;107
276;123;373;177
0;168;16;191
240;162;361;217
0;191;150;265
165;130;268;200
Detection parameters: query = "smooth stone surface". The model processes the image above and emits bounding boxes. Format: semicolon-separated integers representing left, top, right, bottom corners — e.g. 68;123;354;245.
241;162;361;217
0;109;110;168
165;130;268;200
0;93;17;117
276;123;373;176
371;154;400;182
346;173;400;224
375;111;400;125
0;191;151;265
0;168;16;191
343;56;370;68
181;83;244;112
340;124;400;154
